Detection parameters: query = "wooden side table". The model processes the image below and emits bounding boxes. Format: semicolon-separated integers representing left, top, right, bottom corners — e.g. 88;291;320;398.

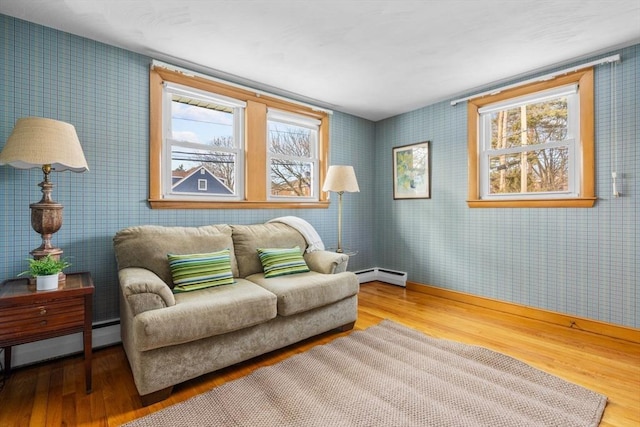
0;271;94;393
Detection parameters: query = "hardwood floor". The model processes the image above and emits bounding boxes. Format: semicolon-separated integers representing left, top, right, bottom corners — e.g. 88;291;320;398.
0;281;638;426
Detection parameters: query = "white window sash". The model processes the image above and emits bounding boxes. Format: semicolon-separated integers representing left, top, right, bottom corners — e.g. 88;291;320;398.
266;157;318;201
161;84;245;201
164;82;246;108
478;84;579;199
266;109;319;200
267;108;321;128
486;139;573;156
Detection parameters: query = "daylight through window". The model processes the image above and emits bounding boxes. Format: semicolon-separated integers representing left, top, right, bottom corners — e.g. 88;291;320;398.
267;109;319;200
479;84;578;199
149;65;331;209
467;68;595;208
165;83;244;200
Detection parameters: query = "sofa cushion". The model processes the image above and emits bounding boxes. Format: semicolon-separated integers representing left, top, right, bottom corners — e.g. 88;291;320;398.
257;246;310;278
168;250;235;292
246;271;359;316
114;224;238;287
232;223;306;278
132;279;277;352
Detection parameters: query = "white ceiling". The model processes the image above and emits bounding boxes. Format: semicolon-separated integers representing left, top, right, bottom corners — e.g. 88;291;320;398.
2;1;639;121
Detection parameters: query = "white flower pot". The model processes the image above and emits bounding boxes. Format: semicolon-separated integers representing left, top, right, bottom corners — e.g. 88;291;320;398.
36;273;59;291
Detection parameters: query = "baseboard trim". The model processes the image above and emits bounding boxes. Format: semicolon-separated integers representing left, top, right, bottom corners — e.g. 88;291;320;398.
406;282;640;344
6;283;638;367
8;319;122;369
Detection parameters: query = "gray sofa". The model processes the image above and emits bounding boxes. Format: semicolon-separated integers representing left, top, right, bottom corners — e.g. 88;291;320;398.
113;222;359;405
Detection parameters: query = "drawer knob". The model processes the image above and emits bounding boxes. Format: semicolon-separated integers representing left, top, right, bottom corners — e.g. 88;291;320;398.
39;307;47;315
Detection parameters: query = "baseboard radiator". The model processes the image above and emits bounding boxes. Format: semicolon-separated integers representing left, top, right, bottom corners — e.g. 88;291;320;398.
6;319;121;369
355;267;407;287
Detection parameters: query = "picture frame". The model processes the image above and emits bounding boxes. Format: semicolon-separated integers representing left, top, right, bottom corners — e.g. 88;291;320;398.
393;141;430;199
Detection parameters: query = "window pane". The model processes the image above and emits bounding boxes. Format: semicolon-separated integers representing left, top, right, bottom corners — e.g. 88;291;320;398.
490;97;568;150
171;98;235;148
268;122;312;157
489;147;569;194
171;146;236;195
270;159;312;197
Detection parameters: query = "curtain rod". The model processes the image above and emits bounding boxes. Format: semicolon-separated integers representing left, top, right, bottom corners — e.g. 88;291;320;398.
151;59;333;115
450;54;621;106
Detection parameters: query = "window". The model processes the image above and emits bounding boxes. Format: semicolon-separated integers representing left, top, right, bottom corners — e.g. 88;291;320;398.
149;65;330;209
164;82;244;200
267;109;319;200
467;68;595;208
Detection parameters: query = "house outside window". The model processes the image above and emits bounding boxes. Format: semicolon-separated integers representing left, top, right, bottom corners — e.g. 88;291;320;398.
149;65;331;209
163;82;244;201
467;68;595;208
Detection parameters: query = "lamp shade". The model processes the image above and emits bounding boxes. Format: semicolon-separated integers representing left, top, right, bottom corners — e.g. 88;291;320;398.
0;117;89;172
322;165;359;193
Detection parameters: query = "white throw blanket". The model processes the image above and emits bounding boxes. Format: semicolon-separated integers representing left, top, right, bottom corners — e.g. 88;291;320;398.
267;216;325;253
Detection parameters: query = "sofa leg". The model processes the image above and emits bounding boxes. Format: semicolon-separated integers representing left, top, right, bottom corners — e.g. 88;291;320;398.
140;386;174;406
336;321;355;332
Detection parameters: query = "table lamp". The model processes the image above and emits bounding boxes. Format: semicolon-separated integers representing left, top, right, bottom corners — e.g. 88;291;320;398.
322;165;359;253
0;117;89;263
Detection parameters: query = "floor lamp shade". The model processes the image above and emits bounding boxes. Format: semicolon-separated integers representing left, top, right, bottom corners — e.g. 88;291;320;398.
322;165;359;253
322;165;360;193
0;117;89;260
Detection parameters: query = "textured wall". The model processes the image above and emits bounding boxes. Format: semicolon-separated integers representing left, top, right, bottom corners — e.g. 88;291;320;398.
0;15;375;322
374;45;639;328
1;14;637;329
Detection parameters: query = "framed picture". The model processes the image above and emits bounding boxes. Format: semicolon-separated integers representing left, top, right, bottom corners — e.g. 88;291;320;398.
393;141;430;199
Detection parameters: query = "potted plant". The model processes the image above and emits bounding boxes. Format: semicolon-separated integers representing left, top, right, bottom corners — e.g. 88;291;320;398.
19;254;72;291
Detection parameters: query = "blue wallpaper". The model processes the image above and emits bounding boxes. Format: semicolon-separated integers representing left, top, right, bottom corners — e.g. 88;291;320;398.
375;45;639;329
0;15;375;322
1;15;637;329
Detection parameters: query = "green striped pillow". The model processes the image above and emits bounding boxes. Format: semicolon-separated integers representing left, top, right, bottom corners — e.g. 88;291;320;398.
257;246;310;278
167;250;234;293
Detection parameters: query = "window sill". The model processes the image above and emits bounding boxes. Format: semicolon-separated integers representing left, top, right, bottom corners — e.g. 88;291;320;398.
467;198;597;208
148;199;330;210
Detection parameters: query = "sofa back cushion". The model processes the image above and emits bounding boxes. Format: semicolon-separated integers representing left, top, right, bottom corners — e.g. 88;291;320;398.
232;223;306;278
113;224;238;287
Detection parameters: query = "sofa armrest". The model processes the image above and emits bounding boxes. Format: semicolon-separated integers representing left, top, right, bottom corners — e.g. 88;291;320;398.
304;251;350;274
119;267;176;316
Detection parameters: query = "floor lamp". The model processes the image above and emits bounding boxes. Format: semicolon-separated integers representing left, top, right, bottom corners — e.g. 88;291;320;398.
322;165;359;253
0;117;89;267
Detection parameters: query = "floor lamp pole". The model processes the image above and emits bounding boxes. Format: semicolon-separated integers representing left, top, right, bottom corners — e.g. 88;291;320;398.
337;191;344;253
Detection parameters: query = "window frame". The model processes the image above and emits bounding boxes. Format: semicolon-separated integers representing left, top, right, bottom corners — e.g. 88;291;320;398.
478;84;579;200
149;66;330;209
163;82;245;201
266;108;320;201
467;68;596;208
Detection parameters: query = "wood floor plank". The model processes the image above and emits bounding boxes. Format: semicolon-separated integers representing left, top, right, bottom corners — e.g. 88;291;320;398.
0;281;637;426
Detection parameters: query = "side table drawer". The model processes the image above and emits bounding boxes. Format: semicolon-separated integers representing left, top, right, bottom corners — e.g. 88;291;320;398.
0;298;85;344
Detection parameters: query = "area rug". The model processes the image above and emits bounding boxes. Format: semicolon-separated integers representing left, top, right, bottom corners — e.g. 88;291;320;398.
122;320;606;427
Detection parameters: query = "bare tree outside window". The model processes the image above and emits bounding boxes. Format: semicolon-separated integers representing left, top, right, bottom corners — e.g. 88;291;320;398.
488;97;569;194
268;122;315;197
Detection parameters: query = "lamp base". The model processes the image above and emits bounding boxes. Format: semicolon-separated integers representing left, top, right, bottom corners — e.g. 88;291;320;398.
27;173;65;283
28;175;66;284
30;247;63;259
